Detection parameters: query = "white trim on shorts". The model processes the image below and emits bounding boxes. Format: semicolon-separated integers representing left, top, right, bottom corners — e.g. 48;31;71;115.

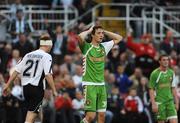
167;116;177;120
33;100;43;113
97;109;106;112
82;81;105;86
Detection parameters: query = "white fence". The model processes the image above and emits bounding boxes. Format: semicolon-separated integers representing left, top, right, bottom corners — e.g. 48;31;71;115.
0;5;78;33
0;4;180;41
65;3;180;41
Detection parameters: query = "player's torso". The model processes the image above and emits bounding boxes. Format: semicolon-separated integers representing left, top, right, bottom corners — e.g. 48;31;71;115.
82;44;106;83
155;69;173;102
21;50;46;86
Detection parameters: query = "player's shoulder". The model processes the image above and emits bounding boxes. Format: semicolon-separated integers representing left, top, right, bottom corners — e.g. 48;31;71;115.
168;68;174;74
101;40;113;44
23;51;34;58
151;68;160;76
79;41;91;47
32;50;52;59
42;52;52;59
101;40;114;47
36;49;51;57
84;41;91;46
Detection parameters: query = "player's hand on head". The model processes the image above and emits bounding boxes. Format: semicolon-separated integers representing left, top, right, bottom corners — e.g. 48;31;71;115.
88;24;94;33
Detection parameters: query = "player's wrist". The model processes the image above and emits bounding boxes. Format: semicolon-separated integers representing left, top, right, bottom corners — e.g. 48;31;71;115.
87;29;92;34
53;90;58;97
151;101;156;105
5;81;11;87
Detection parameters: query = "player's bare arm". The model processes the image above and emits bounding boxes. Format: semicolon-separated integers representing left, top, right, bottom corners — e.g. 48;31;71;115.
172;87;179;111
3;71;19;93
104;30;123;44
45;74;58;97
78;26;93;45
149;88;158;113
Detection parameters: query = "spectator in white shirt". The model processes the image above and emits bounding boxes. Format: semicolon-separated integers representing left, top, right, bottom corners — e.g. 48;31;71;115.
72;65;83;90
72;91;84;120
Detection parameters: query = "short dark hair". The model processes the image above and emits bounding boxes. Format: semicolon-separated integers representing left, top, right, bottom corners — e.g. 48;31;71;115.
40;34;51;41
159;54;169;61
91;26;103;35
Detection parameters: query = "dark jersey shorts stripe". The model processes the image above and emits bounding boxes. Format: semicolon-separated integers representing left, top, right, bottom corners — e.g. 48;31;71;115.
23;84;44;113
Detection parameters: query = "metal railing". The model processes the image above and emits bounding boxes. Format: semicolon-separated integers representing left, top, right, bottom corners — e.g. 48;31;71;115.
66;3;152;34
142;7;180;41
0;4;179;41
65;3;180;41
0;5;78;33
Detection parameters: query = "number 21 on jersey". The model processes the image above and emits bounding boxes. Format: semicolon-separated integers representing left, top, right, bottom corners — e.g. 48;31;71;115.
23;59;39;77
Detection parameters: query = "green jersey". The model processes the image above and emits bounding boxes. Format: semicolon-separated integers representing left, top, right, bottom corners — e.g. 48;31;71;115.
79;41;114;85
148;68;176;103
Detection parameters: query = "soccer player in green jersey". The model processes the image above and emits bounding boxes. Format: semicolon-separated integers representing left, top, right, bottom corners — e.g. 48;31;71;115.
148;54;179;123
78;25;123;123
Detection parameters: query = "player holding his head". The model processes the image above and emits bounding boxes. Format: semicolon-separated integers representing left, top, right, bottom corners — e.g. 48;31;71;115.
78;25;123;123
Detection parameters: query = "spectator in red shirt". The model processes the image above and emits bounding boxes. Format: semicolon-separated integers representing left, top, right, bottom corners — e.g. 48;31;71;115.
126;33;156;59
54;92;75;123
126;33;158;77
124;87;145;123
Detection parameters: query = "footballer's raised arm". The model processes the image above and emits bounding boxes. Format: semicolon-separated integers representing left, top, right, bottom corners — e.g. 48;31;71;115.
104;30;123;44
78;26;93;45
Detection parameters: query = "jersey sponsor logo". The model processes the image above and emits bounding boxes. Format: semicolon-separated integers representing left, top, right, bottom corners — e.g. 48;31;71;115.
89;56;105;62
159;83;170;88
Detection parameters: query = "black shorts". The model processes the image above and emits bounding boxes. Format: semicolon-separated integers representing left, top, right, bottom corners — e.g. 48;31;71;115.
23;84;44;113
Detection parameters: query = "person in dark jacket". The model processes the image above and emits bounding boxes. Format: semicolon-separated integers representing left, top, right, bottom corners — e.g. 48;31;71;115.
45;20;67;65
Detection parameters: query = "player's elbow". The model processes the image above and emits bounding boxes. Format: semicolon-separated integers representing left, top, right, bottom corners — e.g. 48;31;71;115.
114;35;123;44
45;74;52;79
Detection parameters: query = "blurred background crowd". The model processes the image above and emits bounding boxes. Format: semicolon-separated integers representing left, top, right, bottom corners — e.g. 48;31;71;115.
0;0;180;123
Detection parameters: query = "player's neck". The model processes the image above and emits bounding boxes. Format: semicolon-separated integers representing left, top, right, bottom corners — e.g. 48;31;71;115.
39;47;47;52
91;40;99;47
159;66;168;72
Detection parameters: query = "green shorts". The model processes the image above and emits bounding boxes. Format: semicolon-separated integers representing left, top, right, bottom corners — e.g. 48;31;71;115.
155;101;177;121
83;85;107;112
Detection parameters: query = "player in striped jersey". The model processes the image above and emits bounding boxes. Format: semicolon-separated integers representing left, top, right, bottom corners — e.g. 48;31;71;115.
78;25;123;123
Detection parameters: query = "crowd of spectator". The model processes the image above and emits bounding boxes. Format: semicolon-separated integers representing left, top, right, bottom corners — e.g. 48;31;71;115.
0;0;180;123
